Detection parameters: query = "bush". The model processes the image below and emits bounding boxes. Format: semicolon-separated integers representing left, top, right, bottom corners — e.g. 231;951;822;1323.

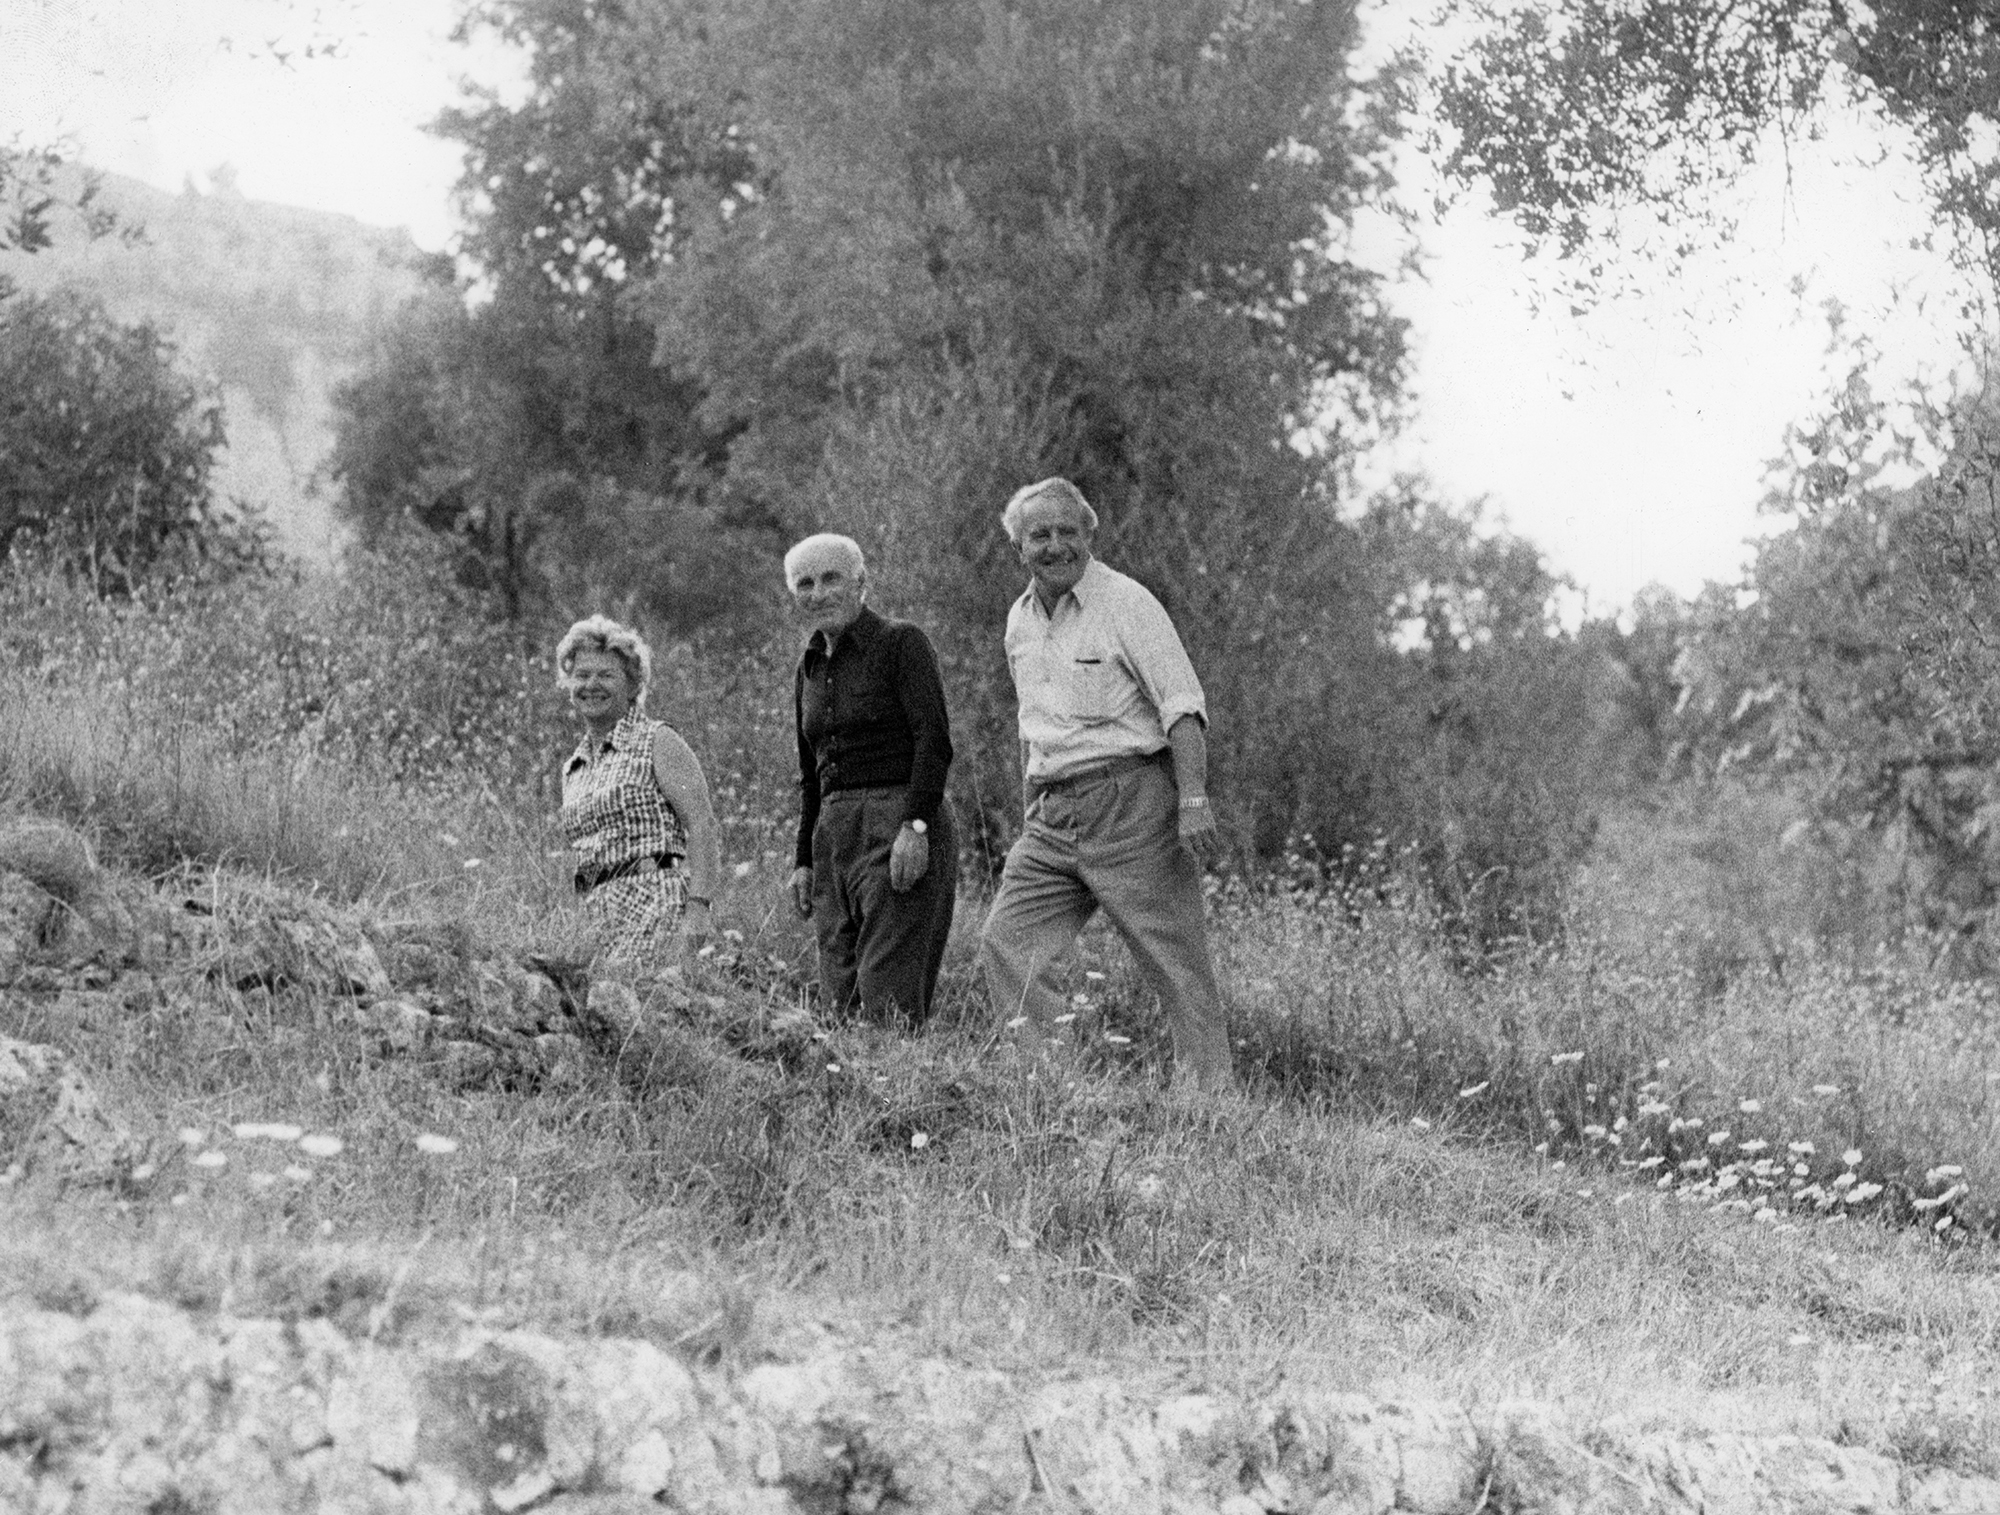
0;290;263;593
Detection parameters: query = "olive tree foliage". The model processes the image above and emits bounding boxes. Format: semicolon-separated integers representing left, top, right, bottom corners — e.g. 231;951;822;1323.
327;0;768;629
605;0;1417;858
0;291;260;596
1670;327;2000;963
1417;0;2000;299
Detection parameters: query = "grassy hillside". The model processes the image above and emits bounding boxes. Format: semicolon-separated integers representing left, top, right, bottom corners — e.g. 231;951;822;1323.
4;564;2000;1483
0;166;438;559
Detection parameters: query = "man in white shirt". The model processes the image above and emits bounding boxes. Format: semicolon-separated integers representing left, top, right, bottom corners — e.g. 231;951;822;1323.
978;476;1232;1091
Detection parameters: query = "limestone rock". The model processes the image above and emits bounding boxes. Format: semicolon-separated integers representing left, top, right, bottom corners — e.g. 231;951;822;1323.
0;1035;145;1185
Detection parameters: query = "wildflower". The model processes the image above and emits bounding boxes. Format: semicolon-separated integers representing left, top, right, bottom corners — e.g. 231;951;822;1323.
1831;1172;1856;1189
1680;1157;1711;1173
1550;1051;1584;1066
1612;1115;1629;1133
1738;1099;1762;1114
1084;971;1106;982
1005;1016;1029;1030
1532;1141;1549;1155
1738;1139;1769;1154
1788;1141;1815;1157
1844;1182;1883;1204
1638;1101;1671;1117
826;1063;842;1074
1707;1130;1733;1146
414;1134;458;1156
910;1132;930;1150
1788;1333;1813;1346
1637;1155;1664;1169
192;1151;228;1170
1458;1081;1490;1099
177;1127;207;1147
1582;1124;1608;1140
732;860;756;878
1812;1084;1842;1097
1926;1165;1965;1185
233;1123;304;1142
1937;1216;1956;1233
1410;1117;1432;1131
1843;1149;1863;1167
461;858;483;870
282;1165;312;1183
298;1135;344;1159
1104;1034;1132;1045
1133;1175;1165;1202
1052;1013;1077;1025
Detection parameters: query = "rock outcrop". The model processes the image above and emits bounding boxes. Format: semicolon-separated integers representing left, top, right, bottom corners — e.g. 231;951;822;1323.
0;1290;1992;1514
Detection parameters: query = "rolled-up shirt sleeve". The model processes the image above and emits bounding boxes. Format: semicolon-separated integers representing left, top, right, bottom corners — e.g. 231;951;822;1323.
1115;581;1206;732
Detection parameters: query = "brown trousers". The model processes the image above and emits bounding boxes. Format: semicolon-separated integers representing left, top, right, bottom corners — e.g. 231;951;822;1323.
811;787;957;1026
978;758;1231;1089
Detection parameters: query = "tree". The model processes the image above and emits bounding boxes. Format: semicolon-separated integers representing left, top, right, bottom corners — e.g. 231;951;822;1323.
615;0;1412;855
0;291;257;594
328;0;765;629
1419;0;2000;297
1670;335;2000;962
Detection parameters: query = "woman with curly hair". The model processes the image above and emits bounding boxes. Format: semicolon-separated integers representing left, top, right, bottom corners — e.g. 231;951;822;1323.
556;615;721;962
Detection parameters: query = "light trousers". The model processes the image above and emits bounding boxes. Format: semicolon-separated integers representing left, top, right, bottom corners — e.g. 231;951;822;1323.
978;758;1231;1089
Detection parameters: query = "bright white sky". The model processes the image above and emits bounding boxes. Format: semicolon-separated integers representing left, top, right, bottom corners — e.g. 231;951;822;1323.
1;0;1979;613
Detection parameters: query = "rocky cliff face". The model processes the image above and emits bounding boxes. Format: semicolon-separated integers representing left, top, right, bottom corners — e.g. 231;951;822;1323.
1;167;437;561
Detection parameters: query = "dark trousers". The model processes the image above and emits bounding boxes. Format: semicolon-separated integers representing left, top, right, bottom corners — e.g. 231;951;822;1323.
811;787;958;1026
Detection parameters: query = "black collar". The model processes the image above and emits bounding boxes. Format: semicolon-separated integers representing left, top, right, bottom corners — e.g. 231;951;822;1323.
807;604;884;663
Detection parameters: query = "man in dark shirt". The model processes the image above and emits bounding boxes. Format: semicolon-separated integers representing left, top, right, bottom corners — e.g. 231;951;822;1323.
787;533;957;1026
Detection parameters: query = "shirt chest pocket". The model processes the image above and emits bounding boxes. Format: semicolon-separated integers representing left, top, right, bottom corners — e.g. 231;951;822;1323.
1065;650;1130;722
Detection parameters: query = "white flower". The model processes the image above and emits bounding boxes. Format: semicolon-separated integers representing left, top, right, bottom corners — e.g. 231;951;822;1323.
1550;1051;1584;1066
1458;1082;1490;1099
177;1127;207;1148
282;1165;313;1183
1707;1130;1733;1146
1104;1034;1132;1045
298;1135;344;1159
1842;1148;1863;1167
192;1151;228;1170
1788;1141;1815;1156
233;1122;304;1142
414;1134;458;1156
1084;971;1106;982
909;1132;930;1150
1738;1099;1762;1114
1410;1117;1432;1131
1812;1084;1842;1097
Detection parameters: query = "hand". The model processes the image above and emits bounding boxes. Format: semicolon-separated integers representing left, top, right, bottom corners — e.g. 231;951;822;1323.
889;824;930;893
1177;798;1220;866
681;895;714;945
789;866;814;919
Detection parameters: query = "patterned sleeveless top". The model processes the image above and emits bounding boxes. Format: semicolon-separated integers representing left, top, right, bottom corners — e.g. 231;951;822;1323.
559;713;689;867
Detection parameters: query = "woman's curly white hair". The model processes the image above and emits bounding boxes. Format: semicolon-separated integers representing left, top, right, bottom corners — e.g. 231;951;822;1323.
556;615;653;707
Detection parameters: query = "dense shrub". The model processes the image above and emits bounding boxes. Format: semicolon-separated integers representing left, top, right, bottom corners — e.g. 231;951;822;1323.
0;290;264;593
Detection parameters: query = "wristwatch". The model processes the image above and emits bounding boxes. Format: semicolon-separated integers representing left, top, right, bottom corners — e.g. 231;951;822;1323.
908;819;928;835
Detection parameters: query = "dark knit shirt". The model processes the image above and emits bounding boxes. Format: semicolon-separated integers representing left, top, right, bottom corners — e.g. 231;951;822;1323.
794;606;953;867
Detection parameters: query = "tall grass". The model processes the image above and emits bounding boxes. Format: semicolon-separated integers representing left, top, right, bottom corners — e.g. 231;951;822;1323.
11;559;2000;1463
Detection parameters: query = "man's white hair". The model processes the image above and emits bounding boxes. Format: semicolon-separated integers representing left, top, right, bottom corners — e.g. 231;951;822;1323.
1001;477;1098;545
556;614;653;707
783;532;867;590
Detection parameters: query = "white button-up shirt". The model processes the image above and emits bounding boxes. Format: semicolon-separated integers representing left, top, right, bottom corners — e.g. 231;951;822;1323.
1004;558;1208;782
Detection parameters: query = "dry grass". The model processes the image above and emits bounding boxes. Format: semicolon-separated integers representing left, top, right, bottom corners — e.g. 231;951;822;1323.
6;579;2000;1473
